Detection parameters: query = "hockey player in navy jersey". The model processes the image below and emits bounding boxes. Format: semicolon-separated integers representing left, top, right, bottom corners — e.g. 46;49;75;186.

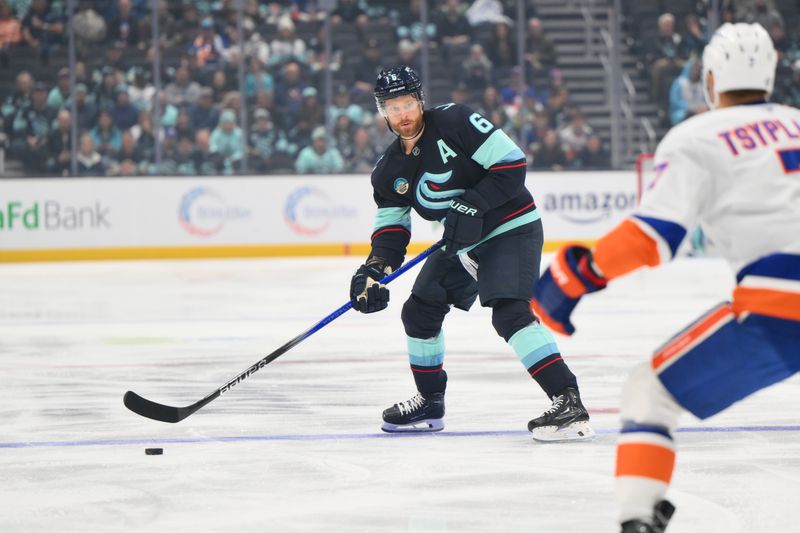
531;23;800;531
348;65;593;442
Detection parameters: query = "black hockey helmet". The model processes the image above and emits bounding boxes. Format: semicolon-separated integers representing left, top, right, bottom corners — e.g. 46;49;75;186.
374;65;425;115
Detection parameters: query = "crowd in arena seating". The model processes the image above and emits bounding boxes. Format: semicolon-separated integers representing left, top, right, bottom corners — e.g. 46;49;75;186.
629;0;800;127
2;0;797;177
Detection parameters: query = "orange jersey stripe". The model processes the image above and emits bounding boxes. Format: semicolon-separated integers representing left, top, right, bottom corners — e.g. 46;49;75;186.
615;443;676;484
733;286;800;321
652;304;733;371
593;219;660;280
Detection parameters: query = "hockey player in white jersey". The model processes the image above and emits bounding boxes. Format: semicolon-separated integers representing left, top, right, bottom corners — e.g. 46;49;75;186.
530;23;800;533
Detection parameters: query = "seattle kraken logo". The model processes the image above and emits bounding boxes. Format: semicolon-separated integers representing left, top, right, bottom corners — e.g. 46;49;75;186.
416;171;464;210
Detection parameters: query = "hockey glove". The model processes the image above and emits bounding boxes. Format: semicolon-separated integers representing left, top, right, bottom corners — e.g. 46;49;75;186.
444;191;488;257
531;244;607;336
350;256;392;313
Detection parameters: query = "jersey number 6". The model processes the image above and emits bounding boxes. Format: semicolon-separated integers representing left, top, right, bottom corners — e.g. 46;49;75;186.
469;112;494;134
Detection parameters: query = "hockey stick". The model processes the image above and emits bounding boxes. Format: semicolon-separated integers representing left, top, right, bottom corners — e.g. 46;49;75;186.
123;239;445;423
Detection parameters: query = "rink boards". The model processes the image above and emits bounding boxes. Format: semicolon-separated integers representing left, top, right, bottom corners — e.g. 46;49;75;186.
0;172;637;262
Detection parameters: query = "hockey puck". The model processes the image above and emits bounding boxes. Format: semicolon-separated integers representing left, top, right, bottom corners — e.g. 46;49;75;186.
145;448;163;455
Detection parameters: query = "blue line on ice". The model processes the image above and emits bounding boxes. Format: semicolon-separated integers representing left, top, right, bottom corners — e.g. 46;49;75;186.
2;426;799;449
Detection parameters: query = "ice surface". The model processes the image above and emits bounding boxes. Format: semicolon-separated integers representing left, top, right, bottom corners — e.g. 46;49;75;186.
1;255;798;532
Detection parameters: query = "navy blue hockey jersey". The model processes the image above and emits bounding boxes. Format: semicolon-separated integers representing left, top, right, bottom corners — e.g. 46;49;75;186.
369;103;539;268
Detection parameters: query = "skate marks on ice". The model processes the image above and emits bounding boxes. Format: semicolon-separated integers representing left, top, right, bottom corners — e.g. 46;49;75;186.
1;257;799;532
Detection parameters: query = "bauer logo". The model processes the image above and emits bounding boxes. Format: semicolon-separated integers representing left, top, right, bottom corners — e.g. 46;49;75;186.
178;187;251;237
542;191;636;224
284;186;357;236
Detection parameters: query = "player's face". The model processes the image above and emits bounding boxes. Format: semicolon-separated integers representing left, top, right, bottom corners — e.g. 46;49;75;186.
383;94;423;137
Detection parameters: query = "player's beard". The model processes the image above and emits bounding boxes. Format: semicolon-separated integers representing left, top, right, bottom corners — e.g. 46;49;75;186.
393;113;424;140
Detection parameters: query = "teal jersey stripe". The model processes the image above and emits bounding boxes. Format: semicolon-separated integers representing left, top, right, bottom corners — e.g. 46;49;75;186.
407;331;445;367
508;323;559;369
454;209;540;255
471;129;525;169
374;206;412;232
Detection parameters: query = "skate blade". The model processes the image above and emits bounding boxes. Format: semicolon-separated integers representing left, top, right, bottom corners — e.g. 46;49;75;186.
381;419;445;433
530;421;596;442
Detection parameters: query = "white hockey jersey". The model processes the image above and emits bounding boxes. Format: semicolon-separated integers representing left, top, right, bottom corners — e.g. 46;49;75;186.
592;102;800;321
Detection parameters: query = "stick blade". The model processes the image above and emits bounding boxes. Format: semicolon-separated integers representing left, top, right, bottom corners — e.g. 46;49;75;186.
123;391;183;423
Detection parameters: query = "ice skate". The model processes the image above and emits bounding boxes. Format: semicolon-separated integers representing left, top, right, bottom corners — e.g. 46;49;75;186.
381;392;445;433
620;500;675;533
527;387;595;442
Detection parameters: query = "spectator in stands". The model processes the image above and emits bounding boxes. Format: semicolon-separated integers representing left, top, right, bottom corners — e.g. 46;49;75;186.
190;17;227;71
437;0;471;64
194;128;217;175
21;0;64;64
209;108;243;174
522;111;551;149
130;109;154;162
10;81;53;171
109;130;143;175
174;109;195;142
396;0;437;44
486;20;515;68
344;126;379;173
396;39;422;74
531;130;567;171
71;3;106;56
94;67;121;111
352;39;382;102
128;67;155;112
189;87;219;131
165;66;202;108
291;86;324;145
478;85;503;117
295;125;344;174
150;0;181;49
168;136;199;176
111;85;139;131
736;0;783;30
72;84;97;133
77;133;105;176
249;108;296;173
90;109;122;159
460;43;493;92
500;66;544;119
0;0;21;68
464;0;512;26
106;0;141;49
450;81;468;105
369;112;395;154
328;84;365;128
572;135;610;170
524;17;557;80
332;114;355;155
154;127;178;174
46;108;71;175
210;69;232;103
275;61;308;127
45;67;70;109
669;58;707;125
244;56;274;100
307;24;343;88
269;16;307;68
545;68;570;126
331;0;367;25
559;111;593;154
681;14;707;58
644;13;684;106
2;71;32;132
103;40;129;73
